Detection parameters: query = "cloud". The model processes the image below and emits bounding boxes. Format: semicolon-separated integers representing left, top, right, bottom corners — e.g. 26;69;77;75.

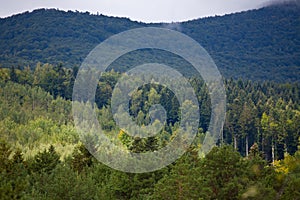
163;22;183;31
261;0;300;7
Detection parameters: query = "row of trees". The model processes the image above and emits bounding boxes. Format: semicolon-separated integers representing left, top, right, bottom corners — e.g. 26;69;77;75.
1;141;299;199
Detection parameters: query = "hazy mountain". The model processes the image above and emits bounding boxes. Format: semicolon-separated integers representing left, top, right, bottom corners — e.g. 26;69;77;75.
0;2;299;82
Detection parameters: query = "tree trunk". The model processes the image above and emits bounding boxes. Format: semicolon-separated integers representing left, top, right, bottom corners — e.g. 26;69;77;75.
245;135;249;157
260;128;265;158
234;135;237;150
272;142;275;164
32;92;35;111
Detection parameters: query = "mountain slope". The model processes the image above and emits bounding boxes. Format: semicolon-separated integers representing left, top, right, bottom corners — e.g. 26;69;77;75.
0;9;144;67
181;2;300;81
0;2;299;82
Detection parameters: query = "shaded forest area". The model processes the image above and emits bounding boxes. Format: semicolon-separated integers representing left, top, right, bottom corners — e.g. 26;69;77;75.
0;2;299;82
0;64;299;199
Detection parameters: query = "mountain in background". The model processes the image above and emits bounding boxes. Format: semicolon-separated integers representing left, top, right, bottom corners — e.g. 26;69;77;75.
0;1;299;82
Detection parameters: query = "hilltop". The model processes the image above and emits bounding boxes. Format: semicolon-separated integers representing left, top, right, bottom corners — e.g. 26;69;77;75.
0;2;299;82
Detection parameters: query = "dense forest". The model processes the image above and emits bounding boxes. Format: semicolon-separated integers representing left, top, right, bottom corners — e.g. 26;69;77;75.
0;2;299;82
0;64;299;199
0;1;300;199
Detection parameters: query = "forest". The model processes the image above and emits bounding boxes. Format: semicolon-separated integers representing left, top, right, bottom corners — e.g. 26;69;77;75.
0;2;299;82
0;63;299;199
1;1;299;199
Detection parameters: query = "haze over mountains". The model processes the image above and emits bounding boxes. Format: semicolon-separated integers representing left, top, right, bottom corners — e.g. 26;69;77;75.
0;1;299;82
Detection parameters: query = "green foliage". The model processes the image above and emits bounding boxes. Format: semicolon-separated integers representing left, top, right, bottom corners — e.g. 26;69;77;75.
71;144;94;173
31;145;60;174
152;149;201;200
27;163;98;200
0;8;143;68
198;145;245;199
0;63;299;199
0;140;12;172
0;142;29;200
0;3;299;82
0;142;299;199
181;3;300;82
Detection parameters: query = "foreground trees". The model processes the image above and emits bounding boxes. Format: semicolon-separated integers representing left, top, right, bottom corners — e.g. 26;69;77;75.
1;141;299;199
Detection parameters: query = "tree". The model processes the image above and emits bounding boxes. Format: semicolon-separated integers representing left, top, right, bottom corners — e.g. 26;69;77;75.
238;101;256;157
31;145;60;173
0;144;28;200
9;66;18;83
152;149;202;200
199;145;245;200
71;144;94;173
27;164;97;200
0;140;12;172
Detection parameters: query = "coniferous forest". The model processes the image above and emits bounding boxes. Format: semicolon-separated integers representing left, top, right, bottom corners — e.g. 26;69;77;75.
0;63;299;199
1;1;300;200
0;2;299;82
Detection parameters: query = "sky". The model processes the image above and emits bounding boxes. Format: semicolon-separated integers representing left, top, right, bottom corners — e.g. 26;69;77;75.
0;0;285;23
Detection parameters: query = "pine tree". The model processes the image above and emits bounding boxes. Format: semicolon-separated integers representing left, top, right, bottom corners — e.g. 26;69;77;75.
32;145;60;173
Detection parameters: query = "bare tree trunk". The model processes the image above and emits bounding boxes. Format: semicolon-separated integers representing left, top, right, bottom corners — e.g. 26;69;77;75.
260;128;265;159
284;142;287;158
245;135;249;157
272;142;275;164
220;126;223;144
234;134;237;150
32;92;35;111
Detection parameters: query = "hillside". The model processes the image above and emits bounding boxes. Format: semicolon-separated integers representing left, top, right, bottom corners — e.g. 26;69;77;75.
1;3;300;199
0;9;144;67
181;3;300;81
0;2;299;82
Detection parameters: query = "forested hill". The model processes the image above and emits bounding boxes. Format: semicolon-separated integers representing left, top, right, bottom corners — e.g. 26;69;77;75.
0;9;144;67
0;2;299;82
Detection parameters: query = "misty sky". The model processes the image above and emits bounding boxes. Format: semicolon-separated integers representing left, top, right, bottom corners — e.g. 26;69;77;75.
0;0;282;22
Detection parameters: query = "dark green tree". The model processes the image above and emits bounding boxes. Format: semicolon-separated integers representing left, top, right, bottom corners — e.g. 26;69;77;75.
31;145;60;174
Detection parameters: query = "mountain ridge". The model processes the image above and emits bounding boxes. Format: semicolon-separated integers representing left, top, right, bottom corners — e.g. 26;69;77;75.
0;2;299;82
